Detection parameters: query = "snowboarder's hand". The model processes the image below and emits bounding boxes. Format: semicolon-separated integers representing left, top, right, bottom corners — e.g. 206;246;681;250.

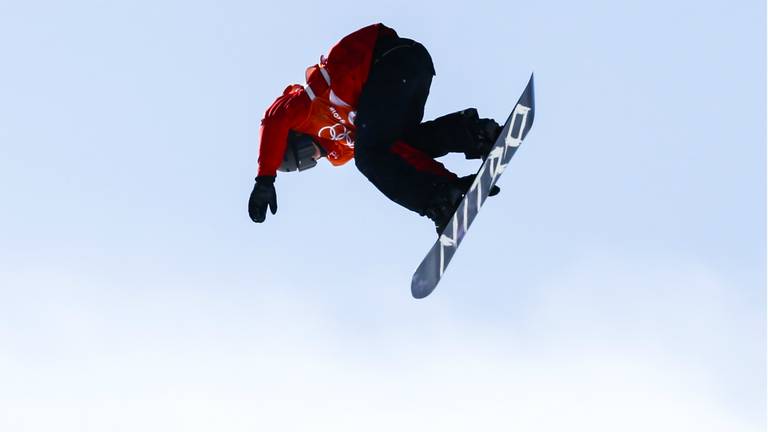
248;176;277;223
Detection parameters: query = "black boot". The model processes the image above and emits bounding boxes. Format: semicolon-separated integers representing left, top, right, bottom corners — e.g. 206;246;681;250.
421;175;500;235
422;181;466;235
462;109;502;160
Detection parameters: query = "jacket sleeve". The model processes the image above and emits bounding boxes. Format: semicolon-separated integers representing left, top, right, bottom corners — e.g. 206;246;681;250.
257;118;290;177
257;84;309;177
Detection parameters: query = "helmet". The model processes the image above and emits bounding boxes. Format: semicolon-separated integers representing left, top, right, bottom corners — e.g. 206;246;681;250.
278;131;326;172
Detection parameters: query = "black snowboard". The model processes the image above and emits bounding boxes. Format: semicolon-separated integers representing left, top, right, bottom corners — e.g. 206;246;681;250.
411;74;536;299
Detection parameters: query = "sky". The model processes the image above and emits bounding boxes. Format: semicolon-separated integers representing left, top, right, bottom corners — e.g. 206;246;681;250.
0;0;765;431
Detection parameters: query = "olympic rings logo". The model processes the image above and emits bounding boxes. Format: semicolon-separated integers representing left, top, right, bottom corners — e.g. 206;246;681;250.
318;123;354;147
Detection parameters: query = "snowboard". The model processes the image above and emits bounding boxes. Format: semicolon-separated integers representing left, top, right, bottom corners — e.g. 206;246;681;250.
411;74;536;299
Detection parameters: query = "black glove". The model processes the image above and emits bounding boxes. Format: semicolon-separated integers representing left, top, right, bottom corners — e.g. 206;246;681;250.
248;176;277;223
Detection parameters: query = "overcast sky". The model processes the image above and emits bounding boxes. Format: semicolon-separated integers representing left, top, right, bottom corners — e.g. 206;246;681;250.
0;0;765;431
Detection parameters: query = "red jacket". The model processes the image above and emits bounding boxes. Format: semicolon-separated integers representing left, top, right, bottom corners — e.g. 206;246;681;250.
257;23;396;177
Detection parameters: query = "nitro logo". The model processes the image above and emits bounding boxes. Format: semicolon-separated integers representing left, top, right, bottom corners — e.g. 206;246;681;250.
505;105;531;149
436;102;532;277
411;75;535;299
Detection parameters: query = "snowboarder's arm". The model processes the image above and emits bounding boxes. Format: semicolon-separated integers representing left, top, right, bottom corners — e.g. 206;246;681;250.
257;119;290;177
257;84;309;177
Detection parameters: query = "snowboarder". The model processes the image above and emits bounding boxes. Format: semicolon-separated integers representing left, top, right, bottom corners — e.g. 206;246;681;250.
248;23;502;234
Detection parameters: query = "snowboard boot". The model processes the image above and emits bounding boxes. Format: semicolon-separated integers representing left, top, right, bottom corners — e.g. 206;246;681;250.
422;175;501;235
422;180;466;235
461;109;503;160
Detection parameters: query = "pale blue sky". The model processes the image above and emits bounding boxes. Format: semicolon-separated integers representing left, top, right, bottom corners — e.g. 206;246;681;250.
0;1;765;430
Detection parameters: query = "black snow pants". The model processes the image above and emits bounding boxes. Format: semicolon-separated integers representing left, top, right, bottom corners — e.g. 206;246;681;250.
354;36;482;215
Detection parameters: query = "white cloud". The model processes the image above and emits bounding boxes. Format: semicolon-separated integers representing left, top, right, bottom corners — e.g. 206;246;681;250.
0;250;763;432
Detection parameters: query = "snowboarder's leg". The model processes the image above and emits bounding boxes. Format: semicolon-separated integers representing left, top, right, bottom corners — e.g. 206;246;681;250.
402;109;502;160
355;38;459;214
